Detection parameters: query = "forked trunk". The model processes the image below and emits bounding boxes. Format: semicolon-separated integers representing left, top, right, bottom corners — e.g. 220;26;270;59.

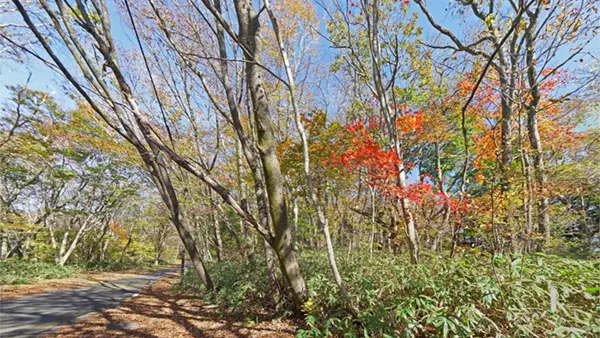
234;0;306;307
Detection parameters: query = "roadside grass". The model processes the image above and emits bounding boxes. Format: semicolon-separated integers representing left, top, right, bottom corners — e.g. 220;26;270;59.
0;260;80;285
0;259;171;285
180;250;600;337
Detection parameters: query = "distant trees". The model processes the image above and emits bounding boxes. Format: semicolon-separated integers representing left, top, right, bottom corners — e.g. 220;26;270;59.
0;86;177;265
414;0;600;247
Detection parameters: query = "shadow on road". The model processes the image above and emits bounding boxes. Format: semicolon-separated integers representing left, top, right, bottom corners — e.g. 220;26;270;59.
0;268;178;338
42;275;296;338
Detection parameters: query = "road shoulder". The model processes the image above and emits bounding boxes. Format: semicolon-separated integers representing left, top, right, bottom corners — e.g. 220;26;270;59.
1;266;175;300
43;275;297;338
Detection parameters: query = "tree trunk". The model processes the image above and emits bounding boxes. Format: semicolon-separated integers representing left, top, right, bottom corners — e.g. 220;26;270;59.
292;197;299;251
263;239;277;287
57;231;69;263
144;144;214;290
1;232;8;259
119;235;132;264
100;237;110;262
450;221;459;258
236;139;255;261
525;11;550;245
264;0;351;306
202;227;213;262
154;251;161;266
518;102;534;253
180;246;186;286
211;195;223;261
89;220;110;262
498;71;514;194
369;186;376;259
367;0;418;263
57;218;91;266
171;212;213;289
154;229;166;266
234;0;306;308
431;232;441;252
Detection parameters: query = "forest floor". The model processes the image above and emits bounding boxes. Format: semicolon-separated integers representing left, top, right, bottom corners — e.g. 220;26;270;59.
43;275;297;338
0;266;175;300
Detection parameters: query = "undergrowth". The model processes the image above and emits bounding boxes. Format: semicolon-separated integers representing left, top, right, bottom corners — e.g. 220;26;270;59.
0;259;166;285
180;250;600;337
0;259;80;284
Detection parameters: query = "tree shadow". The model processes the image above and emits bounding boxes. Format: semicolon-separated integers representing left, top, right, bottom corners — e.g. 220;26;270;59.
44;276;296;338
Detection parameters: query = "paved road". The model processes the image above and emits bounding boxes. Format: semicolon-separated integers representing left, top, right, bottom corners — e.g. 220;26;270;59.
0;268;178;338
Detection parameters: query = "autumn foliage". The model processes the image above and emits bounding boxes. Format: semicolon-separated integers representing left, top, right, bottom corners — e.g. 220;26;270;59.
328;113;468;220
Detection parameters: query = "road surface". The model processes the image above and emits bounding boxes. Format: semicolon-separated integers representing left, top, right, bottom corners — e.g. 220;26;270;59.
0;268;178;338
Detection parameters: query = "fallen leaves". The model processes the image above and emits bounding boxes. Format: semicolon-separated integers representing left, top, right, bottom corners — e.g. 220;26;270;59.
43;276;297;338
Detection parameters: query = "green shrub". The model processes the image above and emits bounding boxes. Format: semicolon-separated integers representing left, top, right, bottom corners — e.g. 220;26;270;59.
0;259;165;285
179;259;273;314
181;250;600;337
0;259;80;284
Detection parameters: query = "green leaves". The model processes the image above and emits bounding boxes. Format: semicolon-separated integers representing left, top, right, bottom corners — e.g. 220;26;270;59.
181;251;600;337
0;259;80;284
431;315;457;338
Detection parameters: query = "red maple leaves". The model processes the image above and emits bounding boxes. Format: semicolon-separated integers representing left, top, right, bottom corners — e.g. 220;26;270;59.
332;120;400;181
328;117;468;214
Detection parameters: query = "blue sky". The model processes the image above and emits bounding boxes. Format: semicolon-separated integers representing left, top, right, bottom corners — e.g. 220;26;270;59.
0;0;135;106
0;2;457;102
1;1;597;113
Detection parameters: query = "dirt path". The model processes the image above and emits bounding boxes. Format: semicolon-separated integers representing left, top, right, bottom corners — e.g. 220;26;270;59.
44;275;297;338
